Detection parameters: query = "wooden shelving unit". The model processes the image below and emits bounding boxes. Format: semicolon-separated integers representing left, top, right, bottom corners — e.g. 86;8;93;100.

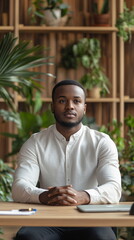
18;26;117;32
0;0;134;159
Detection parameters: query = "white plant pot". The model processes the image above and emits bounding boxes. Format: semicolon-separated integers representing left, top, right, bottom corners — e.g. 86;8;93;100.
44;9;68;26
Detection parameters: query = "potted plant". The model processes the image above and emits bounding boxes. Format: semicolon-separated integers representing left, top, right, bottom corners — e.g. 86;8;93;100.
116;2;134;42
92;0;110;26
28;0;71;26
61;38;110;98
80;67;109;98
0;32;55;160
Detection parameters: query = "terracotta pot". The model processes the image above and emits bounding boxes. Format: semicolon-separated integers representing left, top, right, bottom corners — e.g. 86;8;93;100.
87;87;101;98
93;13;110;26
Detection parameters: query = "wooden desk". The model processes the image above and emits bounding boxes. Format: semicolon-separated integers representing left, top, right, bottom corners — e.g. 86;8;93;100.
0;202;134;227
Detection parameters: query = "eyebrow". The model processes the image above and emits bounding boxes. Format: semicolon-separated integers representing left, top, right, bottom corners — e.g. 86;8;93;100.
57;96;82;99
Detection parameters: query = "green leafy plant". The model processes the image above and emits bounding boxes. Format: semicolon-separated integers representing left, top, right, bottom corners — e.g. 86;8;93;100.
124;115;134;161
120;161;134;197
0;107;55;158
0;159;14;201
0;32;54;111
0;32;55;160
0;84;55;158
118;227;134;240
28;0;70;24
61;38;109;96
0;228;4;240
100;117;134;197
100;119;125;158
82;115;100;131
0;159;14;238
116;2;134;42
120;115;134;196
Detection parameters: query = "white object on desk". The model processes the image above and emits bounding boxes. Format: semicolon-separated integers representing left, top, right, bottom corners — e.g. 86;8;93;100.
0;210;36;215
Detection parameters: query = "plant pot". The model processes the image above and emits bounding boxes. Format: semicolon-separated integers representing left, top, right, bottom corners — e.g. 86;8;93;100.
87;87;101;98
93;13;110;26
44;9;68;26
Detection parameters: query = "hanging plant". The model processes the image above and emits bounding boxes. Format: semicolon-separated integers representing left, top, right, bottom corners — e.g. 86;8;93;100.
116;2;134;42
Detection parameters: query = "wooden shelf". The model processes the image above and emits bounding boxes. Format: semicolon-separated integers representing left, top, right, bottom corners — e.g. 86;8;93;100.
12;97;120;103
0;26;14;31
18;25;117;33
0;97;123;104
3;96;134;104
17;97;52;103
86;98;120;103
124;98;134;103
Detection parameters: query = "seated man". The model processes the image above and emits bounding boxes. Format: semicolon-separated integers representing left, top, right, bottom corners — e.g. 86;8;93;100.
12;79;121;240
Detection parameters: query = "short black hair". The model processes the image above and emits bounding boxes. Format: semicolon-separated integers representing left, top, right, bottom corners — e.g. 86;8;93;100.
52;80;86;101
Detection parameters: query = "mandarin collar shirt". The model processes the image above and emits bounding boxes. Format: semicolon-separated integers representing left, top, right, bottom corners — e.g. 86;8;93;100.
12;124;121;204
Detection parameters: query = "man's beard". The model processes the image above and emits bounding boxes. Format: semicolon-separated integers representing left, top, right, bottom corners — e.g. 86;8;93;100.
54;113;84;128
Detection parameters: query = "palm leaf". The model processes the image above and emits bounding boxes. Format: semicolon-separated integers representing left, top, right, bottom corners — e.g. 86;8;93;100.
0;32;55;110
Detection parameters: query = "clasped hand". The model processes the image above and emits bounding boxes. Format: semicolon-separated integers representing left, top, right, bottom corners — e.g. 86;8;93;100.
39;185;90;206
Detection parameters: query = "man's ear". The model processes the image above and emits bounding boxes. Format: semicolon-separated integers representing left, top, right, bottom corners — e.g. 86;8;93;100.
84;103;87;114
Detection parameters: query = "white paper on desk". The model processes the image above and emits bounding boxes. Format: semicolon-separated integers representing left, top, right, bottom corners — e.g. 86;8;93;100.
0;210;36;215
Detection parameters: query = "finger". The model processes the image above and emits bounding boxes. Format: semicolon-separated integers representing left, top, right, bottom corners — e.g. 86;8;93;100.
48;195;77;205
48;188;76;197
48;185;72;190
47;186;53;190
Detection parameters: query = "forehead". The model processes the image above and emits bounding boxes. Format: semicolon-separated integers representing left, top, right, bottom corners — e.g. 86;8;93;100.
53;85;85;99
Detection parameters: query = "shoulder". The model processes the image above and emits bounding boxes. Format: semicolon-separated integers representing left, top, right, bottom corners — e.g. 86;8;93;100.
83;125;111;141
83;125;117;149
32;125;54;139
20;125;55;150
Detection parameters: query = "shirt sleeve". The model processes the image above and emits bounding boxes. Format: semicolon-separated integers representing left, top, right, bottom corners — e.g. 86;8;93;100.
12;134;46;203
85;135;122;204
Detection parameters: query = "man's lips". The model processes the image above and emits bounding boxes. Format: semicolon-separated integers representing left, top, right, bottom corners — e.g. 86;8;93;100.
64;112;76;118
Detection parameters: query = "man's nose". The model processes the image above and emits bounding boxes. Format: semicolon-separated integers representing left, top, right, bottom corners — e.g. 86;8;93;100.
65;101;74;109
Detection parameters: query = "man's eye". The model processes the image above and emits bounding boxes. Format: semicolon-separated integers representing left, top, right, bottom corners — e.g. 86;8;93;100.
74;99;80;103
59;99;66;103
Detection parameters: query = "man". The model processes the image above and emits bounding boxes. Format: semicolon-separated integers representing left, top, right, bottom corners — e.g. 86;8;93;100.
12;80;121;240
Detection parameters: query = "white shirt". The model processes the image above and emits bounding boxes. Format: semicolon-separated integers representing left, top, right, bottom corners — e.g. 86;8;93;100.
12;124;121;204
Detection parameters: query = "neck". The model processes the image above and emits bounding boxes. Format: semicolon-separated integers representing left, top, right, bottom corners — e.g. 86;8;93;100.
56;123;82;141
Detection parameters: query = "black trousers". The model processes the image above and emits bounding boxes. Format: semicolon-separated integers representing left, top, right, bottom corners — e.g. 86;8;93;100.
14;226;117;240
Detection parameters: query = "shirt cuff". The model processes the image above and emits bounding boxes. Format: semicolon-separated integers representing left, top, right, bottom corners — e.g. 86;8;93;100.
31;188;48;203
85;189;101;204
